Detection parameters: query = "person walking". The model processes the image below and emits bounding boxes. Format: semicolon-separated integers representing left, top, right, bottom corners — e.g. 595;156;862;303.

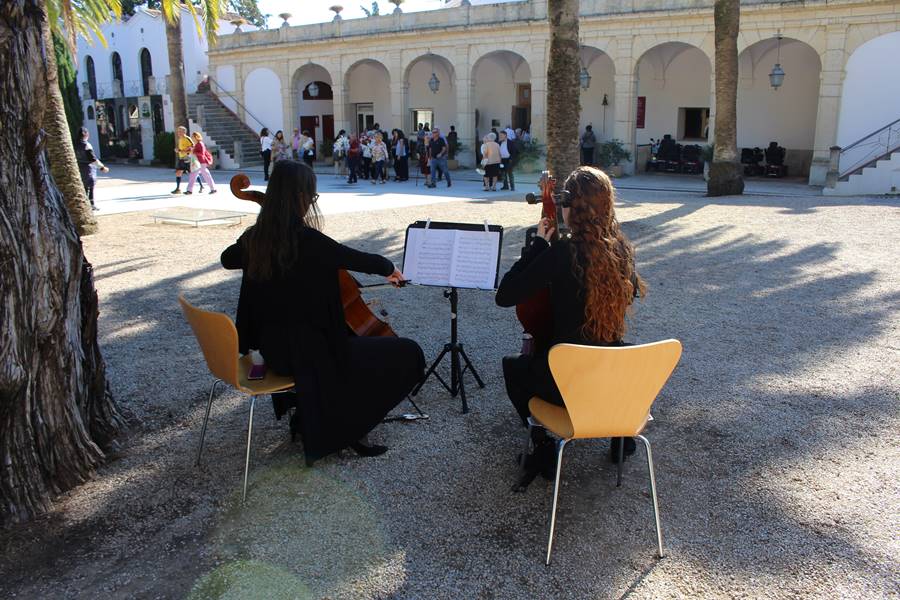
417;135;431;186
370;132;389;185
171;125;194;194
272;130;291;162
580;125;597;166
347;133;361;184
480;132;501;191
291;128;302;160
427;128;451;188
360;134;373;180
74;127;108;210
333;130;349;177
185;132;217;195
300;130;315;167
392;130;409;181
498;130;517;191
260;127;273;181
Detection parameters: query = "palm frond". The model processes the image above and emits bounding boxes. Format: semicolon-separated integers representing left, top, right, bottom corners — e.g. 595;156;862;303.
160;0;223;47
47;0;122;54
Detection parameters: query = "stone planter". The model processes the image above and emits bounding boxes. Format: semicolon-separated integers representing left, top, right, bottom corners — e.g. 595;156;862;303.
448;159;459;170
607;164;624;177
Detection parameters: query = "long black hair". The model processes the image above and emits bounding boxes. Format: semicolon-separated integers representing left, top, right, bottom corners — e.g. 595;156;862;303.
245;160;321;281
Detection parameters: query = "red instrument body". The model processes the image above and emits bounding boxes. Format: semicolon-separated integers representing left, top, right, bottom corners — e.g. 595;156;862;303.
229;174;398;338
515;171;558;353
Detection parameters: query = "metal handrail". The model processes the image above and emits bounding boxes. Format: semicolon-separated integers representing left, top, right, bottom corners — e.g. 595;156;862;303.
841;117;900;153
205;75;270;134
838;118;900;179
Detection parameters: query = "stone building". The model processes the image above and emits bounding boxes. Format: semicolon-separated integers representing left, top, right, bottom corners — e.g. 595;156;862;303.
206;0;896;185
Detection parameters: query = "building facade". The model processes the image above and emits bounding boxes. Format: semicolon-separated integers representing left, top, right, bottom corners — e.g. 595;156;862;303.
206;0;900;184
75;8;247;162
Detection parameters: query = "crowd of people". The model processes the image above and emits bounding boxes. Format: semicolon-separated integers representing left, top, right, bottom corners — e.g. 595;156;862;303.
258;122;532;190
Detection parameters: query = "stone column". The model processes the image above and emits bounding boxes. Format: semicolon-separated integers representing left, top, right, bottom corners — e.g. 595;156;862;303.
809;25;848;186
388;50;404;131
330;70;349;135
279;65;291;134
454;47;474;167
529;42;547;145
612;36;638;174
707;76;716;149
233;63;245;124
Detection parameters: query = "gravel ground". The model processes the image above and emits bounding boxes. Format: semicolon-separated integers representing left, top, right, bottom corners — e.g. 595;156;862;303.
1;188;898;599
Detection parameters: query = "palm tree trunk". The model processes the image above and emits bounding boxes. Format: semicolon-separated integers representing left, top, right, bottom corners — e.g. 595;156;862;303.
166;17;189;130
707;0;745;196
0;0;124;526
40;3;98;236
546;0;581;187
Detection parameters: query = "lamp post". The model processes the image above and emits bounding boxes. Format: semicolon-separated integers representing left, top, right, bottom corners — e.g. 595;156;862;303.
601;93;608;137
428;53;440;93
579;65;591;90
769;32;785;90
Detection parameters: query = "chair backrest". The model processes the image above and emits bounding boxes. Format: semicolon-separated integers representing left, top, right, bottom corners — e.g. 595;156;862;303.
548;340;682;439
178;295;240;388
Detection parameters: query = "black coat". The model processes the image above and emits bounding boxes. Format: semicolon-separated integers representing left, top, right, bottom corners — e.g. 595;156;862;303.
221;224;396;457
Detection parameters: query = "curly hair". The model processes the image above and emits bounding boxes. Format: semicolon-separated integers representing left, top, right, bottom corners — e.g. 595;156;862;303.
563;166;646;343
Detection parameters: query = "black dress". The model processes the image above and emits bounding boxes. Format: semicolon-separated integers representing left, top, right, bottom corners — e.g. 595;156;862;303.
495;236;627;424
221;224;425;461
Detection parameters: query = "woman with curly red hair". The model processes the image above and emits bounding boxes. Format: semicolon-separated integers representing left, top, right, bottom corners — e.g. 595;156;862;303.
496;166;646;480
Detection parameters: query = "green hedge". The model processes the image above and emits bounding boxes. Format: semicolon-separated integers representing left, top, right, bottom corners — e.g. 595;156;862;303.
154;132;175;167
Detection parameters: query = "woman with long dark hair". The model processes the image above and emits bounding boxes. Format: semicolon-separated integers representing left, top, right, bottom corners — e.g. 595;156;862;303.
221;161;425;464
496;166;646;478
259;127;273;181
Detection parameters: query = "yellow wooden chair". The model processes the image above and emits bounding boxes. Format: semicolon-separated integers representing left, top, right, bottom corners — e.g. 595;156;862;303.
527;339;682;564
178;295;295;503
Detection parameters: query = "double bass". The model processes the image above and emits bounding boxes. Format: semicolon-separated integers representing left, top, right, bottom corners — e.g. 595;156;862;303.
515;170;560;354
229;173;398;338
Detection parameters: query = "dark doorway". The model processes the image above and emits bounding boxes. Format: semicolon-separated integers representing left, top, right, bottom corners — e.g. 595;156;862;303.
300;115;318;139
86;56;97;99
111;52;124;96
140;48;153;96
322;114;334;141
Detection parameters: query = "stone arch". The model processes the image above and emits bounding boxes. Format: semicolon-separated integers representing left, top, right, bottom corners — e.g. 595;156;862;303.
244;66;283;134
737;37;822;176
837;31;900;148
291;63;335;145
403;52;457;134
579;45;616;146
344;58;391;133
139;48;153;96
471;49;532;137
633;41;712;146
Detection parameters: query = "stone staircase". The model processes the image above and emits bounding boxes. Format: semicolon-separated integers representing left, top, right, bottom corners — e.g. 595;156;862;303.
824;150;900;196
187;89;262;168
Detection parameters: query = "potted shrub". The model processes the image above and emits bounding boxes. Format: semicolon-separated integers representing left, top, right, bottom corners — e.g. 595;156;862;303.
448;140;466;170
514;138;545;173
597;139;631;177
321;137;335;165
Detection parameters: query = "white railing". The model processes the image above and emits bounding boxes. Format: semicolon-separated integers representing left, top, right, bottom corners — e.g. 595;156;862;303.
834;118;900;180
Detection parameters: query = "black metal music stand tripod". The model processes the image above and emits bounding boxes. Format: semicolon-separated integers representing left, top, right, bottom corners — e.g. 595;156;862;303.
411;286;485;413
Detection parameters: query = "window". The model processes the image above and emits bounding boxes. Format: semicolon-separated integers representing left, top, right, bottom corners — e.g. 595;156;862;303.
85;56;97;99
411;109;433;132
111;52;124;96
139;48;153;95
86;106;95;120
678;107;709;140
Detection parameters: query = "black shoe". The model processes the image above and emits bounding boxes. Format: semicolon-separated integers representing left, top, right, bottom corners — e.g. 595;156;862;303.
350;441;388;457
447;182;452;188
608;437;637;464
183;191;192;195
208;189;217;194
501;185;509;190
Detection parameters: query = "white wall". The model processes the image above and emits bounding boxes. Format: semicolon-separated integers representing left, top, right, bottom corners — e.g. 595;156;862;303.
837;31;900;147
406;57;457;133
473;53;531;135
635;44;710;145
346;61;391;130
579;50;616;141
215;65;237;113
244;68;283;133
737;39;820;151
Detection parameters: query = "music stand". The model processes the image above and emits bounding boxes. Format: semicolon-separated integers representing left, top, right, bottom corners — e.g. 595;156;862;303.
403;221;503;413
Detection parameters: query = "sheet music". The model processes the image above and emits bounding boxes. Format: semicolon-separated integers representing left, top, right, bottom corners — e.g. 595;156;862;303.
450;230;501;290
402;224;500;289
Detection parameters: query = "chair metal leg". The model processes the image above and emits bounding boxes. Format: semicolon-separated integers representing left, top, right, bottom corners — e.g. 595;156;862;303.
545;438;569;565
520;420;533;469
636;434;664;558
242;395;257;504
196;379;221;465
617;438;625;487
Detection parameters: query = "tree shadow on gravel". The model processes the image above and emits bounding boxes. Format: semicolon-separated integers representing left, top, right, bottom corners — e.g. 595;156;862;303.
1;202;898;599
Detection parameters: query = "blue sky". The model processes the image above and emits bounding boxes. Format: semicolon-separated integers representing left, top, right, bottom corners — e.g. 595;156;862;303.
256;0;450;27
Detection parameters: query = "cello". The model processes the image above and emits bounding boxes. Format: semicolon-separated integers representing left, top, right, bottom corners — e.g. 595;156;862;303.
229;173;399;338
515;170;560;354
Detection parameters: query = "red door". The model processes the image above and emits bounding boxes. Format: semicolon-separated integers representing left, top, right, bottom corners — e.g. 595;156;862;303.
299;116;317;138
322;114;334;141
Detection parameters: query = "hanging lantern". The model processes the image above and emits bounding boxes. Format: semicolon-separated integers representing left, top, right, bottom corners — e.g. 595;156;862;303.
307;81;319;97
579;65;591;90
428;72;440;93
769;32;785;90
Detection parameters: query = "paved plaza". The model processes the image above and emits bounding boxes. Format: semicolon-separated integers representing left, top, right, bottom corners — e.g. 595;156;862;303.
1;167;897;598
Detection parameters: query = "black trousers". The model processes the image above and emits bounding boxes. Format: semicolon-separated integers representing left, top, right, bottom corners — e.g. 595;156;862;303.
394;156;408;180
347;156;360;182
503;353;564;426
581;147;594;166
261;149;272;180
501;158;515;190
361;157;371;179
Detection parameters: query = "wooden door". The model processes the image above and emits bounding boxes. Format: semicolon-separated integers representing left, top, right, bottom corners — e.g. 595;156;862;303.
322;114;334;141
299;116;317;137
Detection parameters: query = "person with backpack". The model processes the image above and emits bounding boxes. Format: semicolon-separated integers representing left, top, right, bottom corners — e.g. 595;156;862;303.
184;132;217;194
